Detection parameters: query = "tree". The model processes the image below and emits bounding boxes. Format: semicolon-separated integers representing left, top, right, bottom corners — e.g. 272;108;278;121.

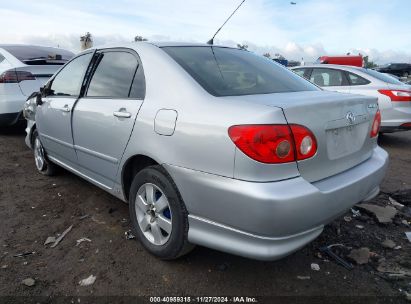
363;56;377;69
237;44;248;50
80;32;93;50
134;35;148;42
274;53;286;60
263;53;271;58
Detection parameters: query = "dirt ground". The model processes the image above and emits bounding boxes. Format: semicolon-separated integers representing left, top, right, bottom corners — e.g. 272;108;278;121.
0;128;410;304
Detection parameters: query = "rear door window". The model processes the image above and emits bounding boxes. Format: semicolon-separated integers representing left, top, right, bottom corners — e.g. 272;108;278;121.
163;46;318;96
49;52;93;97
310;68;347;87
346;72;370;86
86;51;140;98
129;65;146;99
293;69;305;77
293;68;311;80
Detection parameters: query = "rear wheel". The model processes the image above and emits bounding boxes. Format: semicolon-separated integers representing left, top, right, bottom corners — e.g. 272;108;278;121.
33;130;57;176
129;165;193;259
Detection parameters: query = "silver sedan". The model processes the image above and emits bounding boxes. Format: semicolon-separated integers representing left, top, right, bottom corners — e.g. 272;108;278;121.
26;42;388;260
292;64;411;133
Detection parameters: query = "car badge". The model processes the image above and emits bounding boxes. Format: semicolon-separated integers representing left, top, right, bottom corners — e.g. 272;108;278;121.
346;111;355;125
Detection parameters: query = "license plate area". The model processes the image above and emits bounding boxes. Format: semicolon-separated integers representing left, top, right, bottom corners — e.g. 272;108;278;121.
326;123;368;160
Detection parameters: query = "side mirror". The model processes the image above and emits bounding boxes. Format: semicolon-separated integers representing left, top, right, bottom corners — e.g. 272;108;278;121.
36;92;43;106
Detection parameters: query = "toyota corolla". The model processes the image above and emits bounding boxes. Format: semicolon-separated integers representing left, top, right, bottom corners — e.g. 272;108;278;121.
27;42;388;260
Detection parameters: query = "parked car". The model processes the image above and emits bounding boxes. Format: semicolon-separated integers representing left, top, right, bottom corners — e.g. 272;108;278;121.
375;63;411;78
316;55;363;67
387;73;411;85
27;42;388;261
292;64;411;133
0;44;74;127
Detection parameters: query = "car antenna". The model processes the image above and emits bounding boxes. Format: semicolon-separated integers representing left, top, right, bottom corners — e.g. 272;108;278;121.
207;0;247;45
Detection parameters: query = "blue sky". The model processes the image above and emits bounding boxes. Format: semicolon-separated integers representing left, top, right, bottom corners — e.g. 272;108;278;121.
0;0;410;63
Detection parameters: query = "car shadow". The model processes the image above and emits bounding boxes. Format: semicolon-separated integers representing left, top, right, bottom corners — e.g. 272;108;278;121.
378;132;411;148
0;123;26;136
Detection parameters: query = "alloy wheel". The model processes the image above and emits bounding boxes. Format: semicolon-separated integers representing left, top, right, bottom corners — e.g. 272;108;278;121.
135;183;172;246
34;137;45;171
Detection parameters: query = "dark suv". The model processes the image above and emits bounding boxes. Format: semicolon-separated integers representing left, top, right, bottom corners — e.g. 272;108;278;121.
376;63;411;77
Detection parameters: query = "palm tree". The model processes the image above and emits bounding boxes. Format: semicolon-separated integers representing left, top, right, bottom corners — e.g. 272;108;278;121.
134;35;148;42
80;32;93;50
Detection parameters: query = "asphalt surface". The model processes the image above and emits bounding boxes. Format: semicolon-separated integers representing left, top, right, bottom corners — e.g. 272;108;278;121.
0;128;410;304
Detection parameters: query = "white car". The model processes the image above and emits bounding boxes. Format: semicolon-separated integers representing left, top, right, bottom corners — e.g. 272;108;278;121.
0;44;74;127
292;64;411;133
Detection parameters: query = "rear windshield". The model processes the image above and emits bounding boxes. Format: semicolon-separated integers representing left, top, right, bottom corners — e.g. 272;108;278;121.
1;45;74;65
162;46;318;96
363;69;404;85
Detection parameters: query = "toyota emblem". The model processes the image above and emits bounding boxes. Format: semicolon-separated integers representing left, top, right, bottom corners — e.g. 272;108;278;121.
346;112;355;124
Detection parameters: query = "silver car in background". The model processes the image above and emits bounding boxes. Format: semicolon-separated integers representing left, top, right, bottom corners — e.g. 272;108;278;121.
0;44;74;127
28;42;388;261
292;64;411;133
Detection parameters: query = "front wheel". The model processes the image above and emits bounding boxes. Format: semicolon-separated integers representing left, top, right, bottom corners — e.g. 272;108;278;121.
32;130;57;176
129;165;194;259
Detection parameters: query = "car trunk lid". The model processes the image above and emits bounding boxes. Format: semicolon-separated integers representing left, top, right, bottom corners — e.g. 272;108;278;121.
15;65;61;96
235;91;378;182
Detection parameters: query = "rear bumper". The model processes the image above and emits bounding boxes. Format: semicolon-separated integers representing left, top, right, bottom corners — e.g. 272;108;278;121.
0;94;26;115
0;93;27;127
381;105;411;132
165;146;388;260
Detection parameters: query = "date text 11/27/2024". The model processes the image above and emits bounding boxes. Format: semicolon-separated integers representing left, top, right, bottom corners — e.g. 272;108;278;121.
149;296;258;303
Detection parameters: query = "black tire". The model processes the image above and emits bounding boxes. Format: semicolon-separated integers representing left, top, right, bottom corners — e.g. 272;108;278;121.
32;129;57;176
129;165;194;259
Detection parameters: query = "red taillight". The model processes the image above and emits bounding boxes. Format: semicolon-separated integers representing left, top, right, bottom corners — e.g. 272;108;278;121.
378;89;411;102
401;123;411;128
370;110;381;138
0;70;35;83
228;124;317;164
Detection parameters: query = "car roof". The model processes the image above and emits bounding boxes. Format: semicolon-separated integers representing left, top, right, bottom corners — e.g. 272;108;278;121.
149;41;212;47
0;43;67;50
90;41;238;52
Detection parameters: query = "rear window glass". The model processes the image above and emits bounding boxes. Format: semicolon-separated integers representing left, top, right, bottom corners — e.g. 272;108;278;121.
162;46;318;96
1;45;74;65
363;69;404;85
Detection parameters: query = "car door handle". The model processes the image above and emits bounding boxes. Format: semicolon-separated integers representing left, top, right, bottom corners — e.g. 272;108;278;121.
113;111;132;118
58;105;71;112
